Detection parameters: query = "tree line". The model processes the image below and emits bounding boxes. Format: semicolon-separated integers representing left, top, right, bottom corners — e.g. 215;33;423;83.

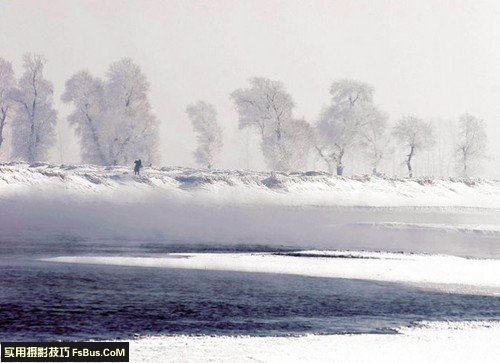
0;54;159;167
0;54;489;177
227;77;488;177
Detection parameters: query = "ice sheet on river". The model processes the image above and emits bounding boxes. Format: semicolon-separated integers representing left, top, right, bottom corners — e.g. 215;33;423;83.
43;251;500;296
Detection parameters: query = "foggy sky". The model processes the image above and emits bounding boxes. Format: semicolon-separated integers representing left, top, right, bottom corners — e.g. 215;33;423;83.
1;0;500;176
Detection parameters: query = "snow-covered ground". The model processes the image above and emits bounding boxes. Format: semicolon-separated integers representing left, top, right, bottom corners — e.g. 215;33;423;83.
1;163;500;208
129;321;500;363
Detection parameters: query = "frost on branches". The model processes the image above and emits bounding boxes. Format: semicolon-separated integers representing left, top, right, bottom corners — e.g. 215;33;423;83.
393;115;435;178
9;54;57;163
231;77;312;171
63;58;160;166
0;57;16;155
186;101;223;169
315;79;387;176
358;105;390;175
455;113;488;177
61;71;106;165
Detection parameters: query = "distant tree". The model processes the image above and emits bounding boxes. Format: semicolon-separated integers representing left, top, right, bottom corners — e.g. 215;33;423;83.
262;117;313;171
61;71;107;164
10;54;57;163
314;79;375;175
104;58;160;166
454;113;487;177
186;101;223;169
0;57;16;152
392;115;435;177
231;77;311;170
63;58;160;166
358;106;390;175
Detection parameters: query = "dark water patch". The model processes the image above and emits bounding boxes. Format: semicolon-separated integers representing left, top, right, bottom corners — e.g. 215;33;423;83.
0;239;296;261
138;243;296;254
1;261;498;341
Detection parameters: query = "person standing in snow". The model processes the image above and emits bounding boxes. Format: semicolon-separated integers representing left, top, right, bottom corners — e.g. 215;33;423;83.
134;159;142;175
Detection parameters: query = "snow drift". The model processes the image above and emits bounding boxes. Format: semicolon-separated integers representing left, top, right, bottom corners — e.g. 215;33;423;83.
1;163;499;258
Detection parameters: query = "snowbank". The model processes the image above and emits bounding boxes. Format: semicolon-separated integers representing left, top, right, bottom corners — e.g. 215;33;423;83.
42;251;500;296
128;321;500;363
1;162;500;207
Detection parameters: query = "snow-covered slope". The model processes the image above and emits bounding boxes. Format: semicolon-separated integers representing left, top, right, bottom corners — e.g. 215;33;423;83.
1;162;500;207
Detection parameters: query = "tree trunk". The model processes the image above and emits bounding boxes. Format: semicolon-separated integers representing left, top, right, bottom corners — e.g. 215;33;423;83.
0;109;7;150
336;149;345;176
406;145;414;178
84;111;107;165
28;81;38;163
463;148;468;177
28;116;36;163
372;154;382;176
315;146;333;174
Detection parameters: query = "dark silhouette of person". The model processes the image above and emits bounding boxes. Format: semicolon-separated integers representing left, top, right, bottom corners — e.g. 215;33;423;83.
134;159;142;175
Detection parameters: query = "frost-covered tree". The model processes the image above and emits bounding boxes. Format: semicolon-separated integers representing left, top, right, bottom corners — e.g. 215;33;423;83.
186;101;223;169
231;77;293;139
454;113;487;177
392;115;435;177
231;77;311;170
0;57;16;152
62;71;107;164
262;117;313;171
315;79;375;175
10;54;57;163
63;58;160;166
104;58;160;166
358;106;390;175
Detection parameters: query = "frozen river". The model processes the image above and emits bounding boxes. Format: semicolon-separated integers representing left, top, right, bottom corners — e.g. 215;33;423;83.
1;239;498;341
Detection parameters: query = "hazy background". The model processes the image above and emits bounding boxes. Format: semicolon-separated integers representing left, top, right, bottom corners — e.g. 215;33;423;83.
1;0;500;177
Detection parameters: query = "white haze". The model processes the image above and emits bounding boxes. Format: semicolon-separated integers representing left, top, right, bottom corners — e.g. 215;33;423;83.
1;0;500;176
